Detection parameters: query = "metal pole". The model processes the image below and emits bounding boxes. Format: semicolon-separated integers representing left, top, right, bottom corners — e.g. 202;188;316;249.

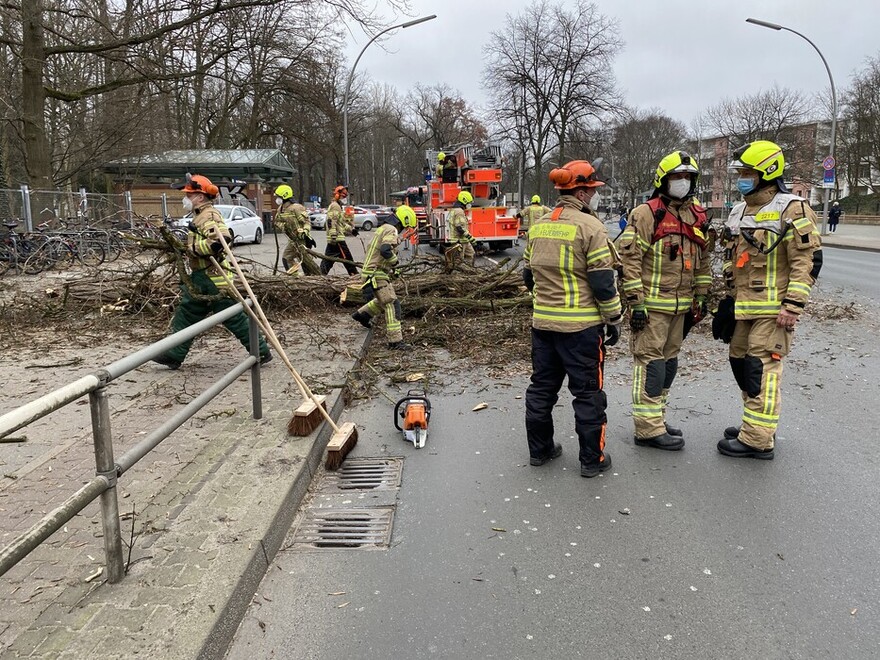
248;312;263;420
124;191;133;229
161;192;168;225
20;184;32;232
89;388;124;582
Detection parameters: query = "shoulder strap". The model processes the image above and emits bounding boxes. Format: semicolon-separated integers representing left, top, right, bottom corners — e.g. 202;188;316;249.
550;207;564;221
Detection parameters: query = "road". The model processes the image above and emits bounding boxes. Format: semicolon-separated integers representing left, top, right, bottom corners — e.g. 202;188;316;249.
818;246;880;303
226;295;880;658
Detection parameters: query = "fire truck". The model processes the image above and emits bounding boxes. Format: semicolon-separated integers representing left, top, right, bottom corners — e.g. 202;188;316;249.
391;144;519;253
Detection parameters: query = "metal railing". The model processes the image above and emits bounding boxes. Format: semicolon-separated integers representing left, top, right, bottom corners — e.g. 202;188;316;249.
0;301;263;583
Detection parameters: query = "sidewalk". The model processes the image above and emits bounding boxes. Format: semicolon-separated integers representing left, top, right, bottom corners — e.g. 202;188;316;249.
0;312;370;659
818;222;880;252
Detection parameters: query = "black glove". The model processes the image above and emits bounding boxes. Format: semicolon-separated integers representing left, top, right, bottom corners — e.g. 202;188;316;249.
305;236;317;249
711;295;736;344
187;221;198;233
210;241;223;254
351;227;360;237
630;305;648;332
605;320;621;347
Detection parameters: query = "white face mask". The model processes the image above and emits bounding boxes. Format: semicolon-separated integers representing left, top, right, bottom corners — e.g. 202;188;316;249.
275;197;283;206
588;193;600;212
667;178;691;199
182;196;193;212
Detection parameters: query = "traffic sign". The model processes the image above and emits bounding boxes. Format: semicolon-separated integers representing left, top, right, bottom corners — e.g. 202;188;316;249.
822;155;836;170
823;167;836;187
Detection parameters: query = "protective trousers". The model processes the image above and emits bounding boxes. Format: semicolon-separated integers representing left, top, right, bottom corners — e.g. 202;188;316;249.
728;318;791;450
320;241;358;275
445;241;475;269
165;270;269;363
525;326;608;467
631;312;685;439
282;240;320;276
357;279;402;343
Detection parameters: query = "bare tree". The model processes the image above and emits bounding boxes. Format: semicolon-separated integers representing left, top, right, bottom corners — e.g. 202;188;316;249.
838;55;880;209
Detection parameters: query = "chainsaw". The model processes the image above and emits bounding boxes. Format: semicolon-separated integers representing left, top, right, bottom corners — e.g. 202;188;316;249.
393;390;431;449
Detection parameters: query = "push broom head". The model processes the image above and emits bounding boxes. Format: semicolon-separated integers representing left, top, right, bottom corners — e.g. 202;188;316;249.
325;422;359;471
287;395;328;437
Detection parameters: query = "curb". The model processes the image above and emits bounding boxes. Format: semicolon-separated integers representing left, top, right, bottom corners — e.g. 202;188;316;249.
198;326;374;660
820;240;880;254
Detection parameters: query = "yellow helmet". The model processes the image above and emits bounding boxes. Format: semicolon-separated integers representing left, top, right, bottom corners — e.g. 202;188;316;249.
437;152;446;161
457;190;474;205
729;140;785;181
395;204;417;229
274;184;293;200
531;195;541;204
653;151;699;189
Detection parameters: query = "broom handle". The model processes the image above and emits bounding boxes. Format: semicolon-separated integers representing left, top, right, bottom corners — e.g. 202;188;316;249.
209;237;341;433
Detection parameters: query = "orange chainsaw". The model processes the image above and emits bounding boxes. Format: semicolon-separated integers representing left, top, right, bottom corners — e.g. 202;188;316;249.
394;390;431;449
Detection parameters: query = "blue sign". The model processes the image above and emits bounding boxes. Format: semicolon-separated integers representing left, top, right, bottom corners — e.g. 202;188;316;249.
310;195;320;203
823;168;835;186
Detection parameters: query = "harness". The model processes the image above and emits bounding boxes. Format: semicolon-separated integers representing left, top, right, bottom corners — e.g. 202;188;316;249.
647;197;708;249
726;193;804;255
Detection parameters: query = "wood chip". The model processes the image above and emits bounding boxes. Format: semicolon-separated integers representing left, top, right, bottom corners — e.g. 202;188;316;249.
328;591;346;596
84;568;103;583
337;601;350;608
406;372;425;382
472;402;489;411
491;527;506;532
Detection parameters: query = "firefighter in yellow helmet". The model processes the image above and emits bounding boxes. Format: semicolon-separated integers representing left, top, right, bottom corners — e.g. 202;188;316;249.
523;159;622;478
351;205;417;349
714;140;821;459
445;190;477;270
516;194;552;237
618;151;712;451
274;184;319;276
320;185;359;276
152;174;270;369
434;152;446;180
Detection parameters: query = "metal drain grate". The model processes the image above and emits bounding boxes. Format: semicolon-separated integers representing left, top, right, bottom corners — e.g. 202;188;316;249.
289;508;395;550
320;458;403;492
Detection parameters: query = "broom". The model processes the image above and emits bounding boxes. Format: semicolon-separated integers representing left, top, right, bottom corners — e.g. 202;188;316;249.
209;237;358;469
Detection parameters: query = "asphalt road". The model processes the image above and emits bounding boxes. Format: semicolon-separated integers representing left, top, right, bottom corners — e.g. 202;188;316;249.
226;294;880;658
818;247;880;303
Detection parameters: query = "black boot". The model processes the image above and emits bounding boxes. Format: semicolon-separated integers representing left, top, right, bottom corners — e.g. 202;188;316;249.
635;432;685;451
665;422;683;437
581;453;612;478
530;442;562;466
260;351;273;365
152;354;181;370
351;310;372;328
387;341;411;350
724;426;740;439
717;436;774;460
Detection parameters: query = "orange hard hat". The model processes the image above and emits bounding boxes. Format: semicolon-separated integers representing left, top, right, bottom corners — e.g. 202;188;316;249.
549;160;606;191
334;185;348;198
173;173;219;198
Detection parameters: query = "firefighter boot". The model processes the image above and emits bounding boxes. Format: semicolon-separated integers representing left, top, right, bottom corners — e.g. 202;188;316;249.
634;432;684;451
717;436;774;460
351;310;372;328
724;426;740;439
665;422;683;437
530;442;563;466
152;354;182;370
581;453;613;478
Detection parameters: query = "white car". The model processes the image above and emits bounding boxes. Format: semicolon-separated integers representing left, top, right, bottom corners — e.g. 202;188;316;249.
175;205;264;244
309;207;378;232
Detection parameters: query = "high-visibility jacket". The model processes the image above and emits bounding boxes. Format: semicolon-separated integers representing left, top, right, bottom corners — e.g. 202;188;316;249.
724;186;821;320
524;195;622;332
447;206;474;244
519;203;551;231
361;223;399;281
326;201;352;243
619;197;712;315
187;203;234;287
276;202;311;242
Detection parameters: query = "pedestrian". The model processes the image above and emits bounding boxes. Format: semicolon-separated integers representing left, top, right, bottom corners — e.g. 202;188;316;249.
320;185;359;276
351;205;417;349
273;184;319;276
619;151;712;451
152;173;271;369
445;191;477;270
523;159;622;478
717;140;822;459
618;208;628;233
828;201;842;232
516;194;552;237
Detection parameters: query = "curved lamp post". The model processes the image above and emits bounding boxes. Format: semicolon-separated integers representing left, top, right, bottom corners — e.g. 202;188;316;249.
343;15;437;190
746;18;837;234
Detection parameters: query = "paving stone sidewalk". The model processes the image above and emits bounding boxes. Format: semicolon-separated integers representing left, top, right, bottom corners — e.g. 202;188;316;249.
0;313;369;659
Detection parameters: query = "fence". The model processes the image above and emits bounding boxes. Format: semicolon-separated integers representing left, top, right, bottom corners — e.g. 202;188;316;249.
0;186;133;232
0;301;263;583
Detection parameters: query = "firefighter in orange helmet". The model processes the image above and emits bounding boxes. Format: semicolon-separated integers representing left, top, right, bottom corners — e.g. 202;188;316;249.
320;185;359;276
523;159;622;478
618;151;711;451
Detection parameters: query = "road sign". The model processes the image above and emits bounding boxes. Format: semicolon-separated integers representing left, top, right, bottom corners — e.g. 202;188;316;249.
823;167;836;187
822;156;836;170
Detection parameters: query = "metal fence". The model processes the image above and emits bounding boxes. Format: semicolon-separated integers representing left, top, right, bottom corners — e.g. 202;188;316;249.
0;301;264;583
0;186;133;232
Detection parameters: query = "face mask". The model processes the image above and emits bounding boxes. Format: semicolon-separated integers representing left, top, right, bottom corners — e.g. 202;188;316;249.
736;178;758;196
182;196;193;212
667;178;691;199
275;197;283;206
588;193;600;212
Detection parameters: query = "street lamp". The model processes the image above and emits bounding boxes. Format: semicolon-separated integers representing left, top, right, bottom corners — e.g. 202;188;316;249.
746;17;837;234
342;15;437;190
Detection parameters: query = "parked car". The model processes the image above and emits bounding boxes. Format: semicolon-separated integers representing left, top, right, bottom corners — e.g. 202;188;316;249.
309;207;378;231
174;204;264;244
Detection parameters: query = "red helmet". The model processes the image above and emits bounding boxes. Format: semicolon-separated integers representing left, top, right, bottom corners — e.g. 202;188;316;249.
549;160;605;191
173;173;219;198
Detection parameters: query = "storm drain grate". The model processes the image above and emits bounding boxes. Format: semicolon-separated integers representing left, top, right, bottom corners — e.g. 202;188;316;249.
320;458;403;492
289;508;395;550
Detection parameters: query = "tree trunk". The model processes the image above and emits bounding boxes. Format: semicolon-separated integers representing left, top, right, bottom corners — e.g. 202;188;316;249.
21;0;53;189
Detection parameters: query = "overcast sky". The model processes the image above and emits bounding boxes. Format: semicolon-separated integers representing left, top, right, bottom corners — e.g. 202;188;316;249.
346;0;878;131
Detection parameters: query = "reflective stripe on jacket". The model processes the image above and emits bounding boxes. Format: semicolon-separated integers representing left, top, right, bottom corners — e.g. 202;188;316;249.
276;202;311;242
187;203;234;287
361;224;399;281
326;201;351;243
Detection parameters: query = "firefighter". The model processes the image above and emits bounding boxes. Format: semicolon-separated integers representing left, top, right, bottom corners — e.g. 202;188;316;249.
523;159;622;478
434;152;446;180
445;190;476;270
619;151;712;451
351;205;417;349
320;185;359;276
717;140;821;460
516;195;552;236
274;184;318;276
152;173;271;369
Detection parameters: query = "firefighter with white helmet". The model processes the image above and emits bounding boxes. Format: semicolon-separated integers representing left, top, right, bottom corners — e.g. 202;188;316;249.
714;140;821;459
445;190;477;269
274;184;318;276
320;185;359;276
619;150;712;451
351;205;417;349
523;159;622;478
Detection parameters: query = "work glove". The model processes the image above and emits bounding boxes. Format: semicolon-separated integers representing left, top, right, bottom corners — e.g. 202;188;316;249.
187;221;198;233
630;304;648;332
605;318;622;347
305;236;317;249
210;241;224;255
691;295;708;323
711;295;736;344
351;227;360;237
391;268;401;279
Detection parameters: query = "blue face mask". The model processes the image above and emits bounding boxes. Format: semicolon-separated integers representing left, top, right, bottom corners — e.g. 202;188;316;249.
737;178;758;196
